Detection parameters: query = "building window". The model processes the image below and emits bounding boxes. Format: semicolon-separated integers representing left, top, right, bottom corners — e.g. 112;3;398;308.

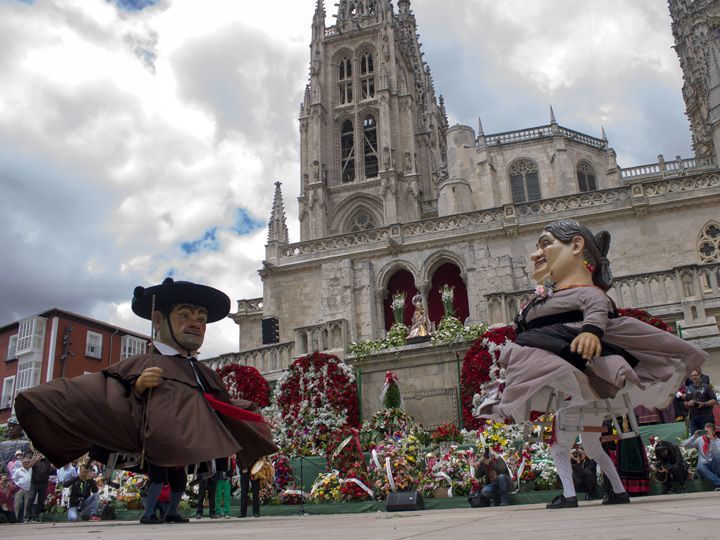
16;317;45;355
338;57;353;105
363;115;378;178
121;335;147;360
349;211;377;232
360;52;375;100
698;221;720;263
341;119;356;183
86;331;103;359
508;159;541;203
15;357;41;394
7;335;18;361
577;161;597;192
368;0;377;14
1;376;14;409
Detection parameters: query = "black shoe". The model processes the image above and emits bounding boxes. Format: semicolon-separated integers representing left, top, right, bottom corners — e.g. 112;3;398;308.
140;515;161;525
163;514;190;523
195;513;203;520
238;514;247;518
209;513;218;519
253;513;260;518
546;495;578;509
602;491;630;505
674;485;687;494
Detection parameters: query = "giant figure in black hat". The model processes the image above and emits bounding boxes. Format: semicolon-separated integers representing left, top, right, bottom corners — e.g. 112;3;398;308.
14;278;278;524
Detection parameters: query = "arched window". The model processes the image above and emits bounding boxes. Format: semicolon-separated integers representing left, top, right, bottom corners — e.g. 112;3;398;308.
349;210;376;232
360;52;375;100
368;0;377;14
340;119;355;183
383;269;417;330
427;262;469;326
363;115;378;178
338;57;353;105
508;159;541;203
698;221;720;263
577;161;597;192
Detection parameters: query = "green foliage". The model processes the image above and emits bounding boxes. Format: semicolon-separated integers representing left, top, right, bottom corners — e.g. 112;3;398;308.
431;317;487;345
383;381;401;409
347;323;408;357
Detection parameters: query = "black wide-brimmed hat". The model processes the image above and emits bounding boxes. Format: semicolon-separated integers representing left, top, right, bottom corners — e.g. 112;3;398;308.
132;277;231;323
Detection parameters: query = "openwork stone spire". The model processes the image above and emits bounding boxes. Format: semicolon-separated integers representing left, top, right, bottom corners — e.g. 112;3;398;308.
267;181;289;244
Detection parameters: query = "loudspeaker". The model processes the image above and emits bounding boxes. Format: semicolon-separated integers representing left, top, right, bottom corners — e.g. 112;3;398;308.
261;317;279;344
384;491;425;512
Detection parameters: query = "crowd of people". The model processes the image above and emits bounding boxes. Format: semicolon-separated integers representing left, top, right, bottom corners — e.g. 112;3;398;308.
0;442;266;524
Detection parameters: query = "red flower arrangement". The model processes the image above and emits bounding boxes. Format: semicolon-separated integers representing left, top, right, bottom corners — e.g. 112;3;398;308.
430;422;463;444
618;308;673;333
460;325;516;430
276;352;360;455
216;364;271;407
271;454;295;490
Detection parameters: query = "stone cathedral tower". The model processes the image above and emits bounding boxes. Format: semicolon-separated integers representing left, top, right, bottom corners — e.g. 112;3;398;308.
669;0;720;158
297;0;448;241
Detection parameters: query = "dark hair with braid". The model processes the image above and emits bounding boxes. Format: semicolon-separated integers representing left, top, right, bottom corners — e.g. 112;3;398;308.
543;219;613;291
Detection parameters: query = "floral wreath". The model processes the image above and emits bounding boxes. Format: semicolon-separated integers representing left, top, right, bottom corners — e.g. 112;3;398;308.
274;352;359;456
216;364;271;407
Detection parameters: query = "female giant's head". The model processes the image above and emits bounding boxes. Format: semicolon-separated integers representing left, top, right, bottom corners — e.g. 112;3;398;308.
532;219;613;291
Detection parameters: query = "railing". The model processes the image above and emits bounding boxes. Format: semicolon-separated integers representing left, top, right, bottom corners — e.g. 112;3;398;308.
233;298;263;316
484;263;720;325
203;341;295;373
558;127;606;149
294;319;349;356
485;125;553;146
275;169;719;263
621;155;715;180
483;124;605;149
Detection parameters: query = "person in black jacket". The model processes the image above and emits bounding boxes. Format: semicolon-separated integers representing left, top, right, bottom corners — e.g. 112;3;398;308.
571;445;599;499
27;454;54;522
653;440;688;494
64;465;100;522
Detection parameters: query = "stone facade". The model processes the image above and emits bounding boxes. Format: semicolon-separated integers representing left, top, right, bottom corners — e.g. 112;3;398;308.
203;0;720;427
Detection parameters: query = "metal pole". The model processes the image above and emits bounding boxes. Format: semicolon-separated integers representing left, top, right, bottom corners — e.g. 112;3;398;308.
455;352;463;429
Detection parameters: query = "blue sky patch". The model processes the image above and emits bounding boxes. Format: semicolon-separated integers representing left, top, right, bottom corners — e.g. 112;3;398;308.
113;0;158;12
180;227;219;255
233;208;265;235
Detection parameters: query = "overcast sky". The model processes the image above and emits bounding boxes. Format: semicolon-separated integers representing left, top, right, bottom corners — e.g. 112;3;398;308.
0;0;693;358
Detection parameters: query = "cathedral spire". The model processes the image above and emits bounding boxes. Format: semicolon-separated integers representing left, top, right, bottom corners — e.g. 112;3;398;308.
267;181;289;244
549;105;557;125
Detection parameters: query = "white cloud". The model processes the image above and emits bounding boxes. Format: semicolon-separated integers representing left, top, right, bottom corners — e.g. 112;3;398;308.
0;0;694;357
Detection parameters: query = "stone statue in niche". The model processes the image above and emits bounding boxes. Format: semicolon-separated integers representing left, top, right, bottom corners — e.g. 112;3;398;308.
382;146;392;170
407;293;432;343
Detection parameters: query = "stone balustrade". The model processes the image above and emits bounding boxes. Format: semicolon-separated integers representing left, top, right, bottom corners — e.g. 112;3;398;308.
485;262;720;325
621;155;715;180
271;169;719;264
485;125;553;146
294;318;349;356
203;341;295;375
557;127;606;149
233;297;263;315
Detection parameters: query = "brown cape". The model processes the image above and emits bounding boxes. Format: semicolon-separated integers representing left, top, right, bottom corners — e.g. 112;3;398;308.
14;353;277;468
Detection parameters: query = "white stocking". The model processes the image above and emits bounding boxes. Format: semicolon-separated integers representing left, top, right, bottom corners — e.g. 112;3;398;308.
582;434;625;494
550;443;576;498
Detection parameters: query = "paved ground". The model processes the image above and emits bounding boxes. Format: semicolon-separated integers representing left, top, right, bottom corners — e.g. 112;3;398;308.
2;492;719;540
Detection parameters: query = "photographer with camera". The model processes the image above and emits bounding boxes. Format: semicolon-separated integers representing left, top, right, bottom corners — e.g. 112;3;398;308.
570;445;598;500
468;447;511;507
652;439;688;494
683;370;717;434
64;464;100;522
683;422;720;490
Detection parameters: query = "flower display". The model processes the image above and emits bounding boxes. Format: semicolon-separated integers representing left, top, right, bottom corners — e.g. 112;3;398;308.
360;408;428;450
460;325;516;429
216;364;271;407
391;291;407;325
310;471;343;502
271;453;295;490
439;284;455;317
419;446;479;498
273;352;359;456
430;422;463;444
367;434;424;497
618;308;673;333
